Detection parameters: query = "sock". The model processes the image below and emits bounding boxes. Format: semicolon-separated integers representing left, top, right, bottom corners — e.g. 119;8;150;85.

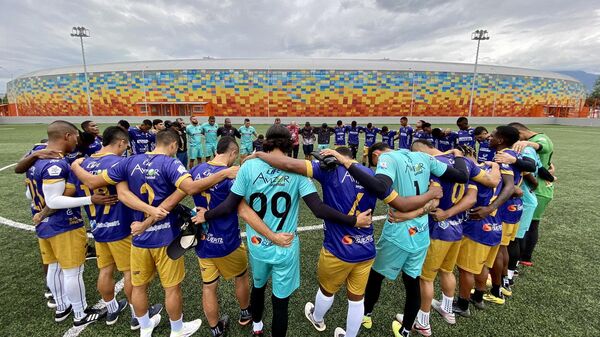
63;265;87;320
272;295;290;337
240;306;251;317
210;321;224;336
130;304;136;319
345;299;363;337
416;309;430;327
313;288;334;322
457;297;469;311
104;298;119;314
137;311;151;329
401;327;411;337
441;294;453;313
253;321;264;332
502;275;509;288
170;315;183;332
507;270;515;280
46;262;69;312
472;289;484;303
491;285;501;298
251;286;266;325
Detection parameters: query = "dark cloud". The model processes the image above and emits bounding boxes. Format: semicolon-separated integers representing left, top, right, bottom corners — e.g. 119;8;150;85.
1;0;599;91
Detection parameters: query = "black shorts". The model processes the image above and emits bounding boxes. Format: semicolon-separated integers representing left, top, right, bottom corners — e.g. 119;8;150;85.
303;144;314;155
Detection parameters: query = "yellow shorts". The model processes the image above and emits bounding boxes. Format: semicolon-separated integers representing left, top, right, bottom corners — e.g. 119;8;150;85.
199;243;248;284
510;223;520;241
38;227;86;269
420;239;461;282
456;237;499;275
96;236;132;272
130;245;185;288
317;248;374;296
501;223;516;246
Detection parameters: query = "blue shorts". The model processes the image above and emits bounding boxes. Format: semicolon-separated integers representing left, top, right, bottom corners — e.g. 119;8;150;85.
240;143;253;155
205;142;217;157
249;250;300;298
372;236;428;280
516;202;537;239
188;145;203;160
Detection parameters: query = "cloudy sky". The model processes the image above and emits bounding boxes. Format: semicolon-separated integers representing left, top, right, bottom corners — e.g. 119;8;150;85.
1;0;599;91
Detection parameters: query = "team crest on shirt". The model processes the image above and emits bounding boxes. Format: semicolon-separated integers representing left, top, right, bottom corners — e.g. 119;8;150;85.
85;161;101;170
47;165;62;176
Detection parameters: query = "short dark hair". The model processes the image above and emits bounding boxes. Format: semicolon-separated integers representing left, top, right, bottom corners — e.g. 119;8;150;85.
216;136;239;154
244;118;250;123
305;122;311;127
400;116;408;121
171;121;182;129
351;121;357;127
507;122;529;131
457;117;468;124
208;115;215;120
153;119;163;127
422;122;432;128
79;131;96;147
381;126;389;132
117;120;130;129
258;134;264;139
431;127;443;138
411;139;435;150
495;125;520;147
322;123;328;128
367;122;373;128
142;119;152;127
102;126;129;146
263;125;292;153
48;120;79;140
81;120;93;131
474;126;488;136
335;146;352;158
337;120;343;126
156;129;180;146
368;142;390;167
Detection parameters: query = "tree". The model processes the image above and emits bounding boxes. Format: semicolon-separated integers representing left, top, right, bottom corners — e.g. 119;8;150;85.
586;76;600;107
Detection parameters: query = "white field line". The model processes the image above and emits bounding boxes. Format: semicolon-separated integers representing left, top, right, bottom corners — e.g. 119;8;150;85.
0;128;15;130
0;163;17;172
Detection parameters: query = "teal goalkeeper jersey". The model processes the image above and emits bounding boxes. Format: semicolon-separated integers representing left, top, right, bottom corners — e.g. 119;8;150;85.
239;126;256;144
520;146;541;207
231;158;317;264
376;149;448;252
201;123;219;144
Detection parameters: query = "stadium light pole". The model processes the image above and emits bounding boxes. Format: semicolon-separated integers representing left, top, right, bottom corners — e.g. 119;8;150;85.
468;29;490;117
71;26;93;116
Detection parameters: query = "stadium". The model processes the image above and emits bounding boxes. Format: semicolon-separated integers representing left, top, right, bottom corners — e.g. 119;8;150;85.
4;58;587;118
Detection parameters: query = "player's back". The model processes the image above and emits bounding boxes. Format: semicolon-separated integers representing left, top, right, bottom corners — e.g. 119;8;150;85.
363;127;380;147
456;128;475;148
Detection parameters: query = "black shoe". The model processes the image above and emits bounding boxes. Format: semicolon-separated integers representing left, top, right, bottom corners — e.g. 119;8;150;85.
469;295;486;310
55;305;72;322
508;278;515;286
106;299;128;325
212;315;230;337
452;301;471;318
47;297;57;309
74;307;106;327
130;303;164;330
239;309;252;326
86;245;97;260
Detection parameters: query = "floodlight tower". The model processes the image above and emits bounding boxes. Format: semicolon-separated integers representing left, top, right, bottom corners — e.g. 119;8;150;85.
71;26;93;116
468;29;490;117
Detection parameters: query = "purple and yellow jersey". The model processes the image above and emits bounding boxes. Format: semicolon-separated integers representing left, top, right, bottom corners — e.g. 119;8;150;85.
455;128;476;148
25;159;84;239
190;162;241;259
463;163;503;246
103;153;191;248
128;127;156;155
497;149;524;224
25;143;49;216
477;140;495;163
83;136;103;156
434;136;453;152
307;161;392;263
428;153;483;242
413;131;434;144
398;126;414;149
334;127;347;146
346;126;361;145
75;153;132;242
381;130;397;149
361;127;380;147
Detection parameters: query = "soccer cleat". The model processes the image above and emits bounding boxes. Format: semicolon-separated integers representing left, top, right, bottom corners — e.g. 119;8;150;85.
131;303;164;330
44;287;53;299
304;302;326;332
106;299;128;326
362;315;373;329
469;295;486;310
169;319;202;337
47;297;57;309
140;314;162;337
451;302;471;318
239;309;252;326
508;278;515;286
483;293;505;305
501;286;513;297
392;319;409;337
55;305;73;322
431;299;456;324
251;330;264;337
73;307;106;327
214;315;230;337
334;327;346;337
414;321;432;336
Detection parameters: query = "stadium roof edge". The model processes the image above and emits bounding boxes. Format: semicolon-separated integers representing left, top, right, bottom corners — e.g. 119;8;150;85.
12;57;580;83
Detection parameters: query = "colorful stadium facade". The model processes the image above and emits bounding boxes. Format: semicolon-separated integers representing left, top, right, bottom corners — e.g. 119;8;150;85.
5;58;587;117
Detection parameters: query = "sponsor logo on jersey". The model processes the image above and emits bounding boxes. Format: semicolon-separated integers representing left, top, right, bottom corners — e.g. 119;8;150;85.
251;236;262;245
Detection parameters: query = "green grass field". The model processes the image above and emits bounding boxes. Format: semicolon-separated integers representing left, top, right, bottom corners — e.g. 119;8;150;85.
1;123;599;337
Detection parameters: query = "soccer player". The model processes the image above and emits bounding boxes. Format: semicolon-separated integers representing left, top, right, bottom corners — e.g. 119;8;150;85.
81;120;102;156
380;126;397;149
26;121;108;326
413;122;434;144
301;122;315;160
72;129;239;337
201;116;219;161
410;140;500;335
334;120;347;147
345;121;361;159
186;116;204;168
239;118;257;160
474;126;495;163
128;119;155;155
431;128;453;152
359;123;380;167
286;121;300;158
455;117;475;148
189;137;252;337
197;125;372;337
171;122;188;166
316;123;334;150
327;142;469;337
253;135;265;152
217;118;241;139
398;117;414;150
507;122;555;266
151;119;165;134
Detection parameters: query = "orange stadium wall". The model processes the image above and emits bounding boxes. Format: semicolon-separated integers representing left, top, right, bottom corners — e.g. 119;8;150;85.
5;69;586;118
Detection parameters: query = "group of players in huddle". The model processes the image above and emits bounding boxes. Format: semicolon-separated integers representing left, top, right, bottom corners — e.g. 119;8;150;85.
15;116;555;337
